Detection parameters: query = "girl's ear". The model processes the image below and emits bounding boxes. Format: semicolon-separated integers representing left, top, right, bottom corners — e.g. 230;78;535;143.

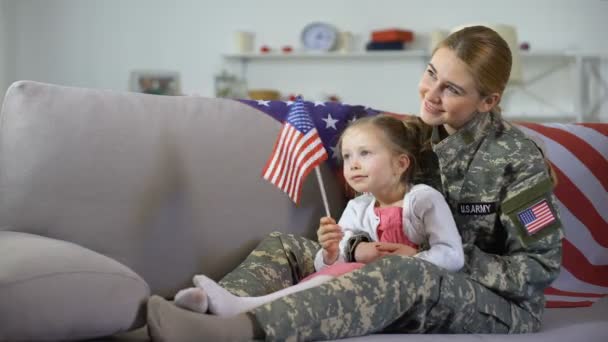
397;154;410;174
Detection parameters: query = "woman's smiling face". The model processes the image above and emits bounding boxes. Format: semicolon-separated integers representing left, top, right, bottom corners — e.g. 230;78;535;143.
418;47;493;135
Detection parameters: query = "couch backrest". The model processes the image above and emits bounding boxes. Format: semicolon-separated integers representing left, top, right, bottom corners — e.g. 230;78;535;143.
0;81;347;297
2;81;606;306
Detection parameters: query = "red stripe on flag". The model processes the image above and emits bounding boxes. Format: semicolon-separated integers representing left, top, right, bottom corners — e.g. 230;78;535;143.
526;201;555;233
283;133;308;196
290;143;327;202
278;130;305;189
284;132;317;196
286;136;319;196
577;123;608;136
545;301;594;308
274;127;299;186
279;130;302;188
518;123;608;191
262;125;289;180
545;287;605;298
527;218;553;234
286;137;323;199
265;128;295;188
561;239;608;287
551;164;608;248
291;148;328;203
263;125;295;184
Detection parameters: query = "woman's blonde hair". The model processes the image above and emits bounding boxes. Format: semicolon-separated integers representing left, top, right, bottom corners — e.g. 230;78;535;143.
336;114;432;185
436;26;558;185
435;25;512;116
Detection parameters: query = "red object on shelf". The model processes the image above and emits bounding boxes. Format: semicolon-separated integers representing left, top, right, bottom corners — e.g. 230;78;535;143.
260;45;271;53
282;45;293;53
327;95;340;102
371;29;414;43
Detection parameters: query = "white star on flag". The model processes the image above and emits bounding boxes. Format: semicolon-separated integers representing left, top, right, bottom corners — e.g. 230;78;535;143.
330;145;340;159
257;100;271;107
314;101;326;107
322;113;339;130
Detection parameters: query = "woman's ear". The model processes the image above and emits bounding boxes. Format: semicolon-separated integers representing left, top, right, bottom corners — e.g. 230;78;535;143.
477;93;501;113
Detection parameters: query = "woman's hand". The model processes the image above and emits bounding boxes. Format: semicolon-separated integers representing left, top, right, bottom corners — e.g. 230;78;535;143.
317;216;343;265
375;242;418;257
354;242;418;263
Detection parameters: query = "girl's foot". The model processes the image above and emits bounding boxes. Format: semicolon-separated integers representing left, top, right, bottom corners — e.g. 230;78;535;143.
173;287;208;313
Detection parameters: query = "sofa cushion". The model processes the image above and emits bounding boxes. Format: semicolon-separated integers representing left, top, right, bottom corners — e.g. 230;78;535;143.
515;123;608;308
0;231;150;341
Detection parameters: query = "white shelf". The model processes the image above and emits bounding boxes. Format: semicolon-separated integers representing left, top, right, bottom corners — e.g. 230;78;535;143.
223;50;429;61
222;49;607;122
224;50;607;61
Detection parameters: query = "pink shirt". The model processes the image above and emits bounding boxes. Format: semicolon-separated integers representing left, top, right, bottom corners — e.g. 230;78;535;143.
302;206;417;280
374;206;417;248
313;184;464;273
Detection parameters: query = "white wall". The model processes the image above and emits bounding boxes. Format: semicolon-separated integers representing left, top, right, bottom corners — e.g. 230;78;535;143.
0;0;15;105
3;0;608;120
0;3;4;105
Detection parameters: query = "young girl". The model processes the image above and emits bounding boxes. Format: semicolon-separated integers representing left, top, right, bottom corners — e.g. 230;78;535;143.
172;114;464;317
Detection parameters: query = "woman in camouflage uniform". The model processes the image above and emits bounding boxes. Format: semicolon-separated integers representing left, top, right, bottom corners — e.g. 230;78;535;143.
147;25;564;341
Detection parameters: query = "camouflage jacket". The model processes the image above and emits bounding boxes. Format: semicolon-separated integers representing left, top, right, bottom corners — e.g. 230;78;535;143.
430;112;564;320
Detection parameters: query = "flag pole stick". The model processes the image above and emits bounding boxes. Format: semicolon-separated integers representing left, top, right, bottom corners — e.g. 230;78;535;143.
314;166;331;217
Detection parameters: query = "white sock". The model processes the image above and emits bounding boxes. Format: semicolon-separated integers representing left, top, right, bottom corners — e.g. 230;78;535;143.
193;275;255;317
193;274;334;317
173;287;209;313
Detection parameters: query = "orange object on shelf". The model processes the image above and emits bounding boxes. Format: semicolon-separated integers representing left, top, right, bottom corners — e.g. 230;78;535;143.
248;89;280;100
371;29;414;43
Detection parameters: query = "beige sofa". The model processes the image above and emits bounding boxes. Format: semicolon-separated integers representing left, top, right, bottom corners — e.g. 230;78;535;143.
0;81;606;341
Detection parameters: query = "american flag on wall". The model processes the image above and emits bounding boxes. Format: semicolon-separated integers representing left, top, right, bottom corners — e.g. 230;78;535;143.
240;99;608;309
516;122;608;308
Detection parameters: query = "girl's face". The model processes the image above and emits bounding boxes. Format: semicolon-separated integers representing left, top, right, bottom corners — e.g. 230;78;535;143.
341;125;409;197
418;47;497;135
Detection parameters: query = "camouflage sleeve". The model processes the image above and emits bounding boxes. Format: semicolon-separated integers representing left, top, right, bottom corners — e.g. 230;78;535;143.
465;170;564;301
345;232;372;262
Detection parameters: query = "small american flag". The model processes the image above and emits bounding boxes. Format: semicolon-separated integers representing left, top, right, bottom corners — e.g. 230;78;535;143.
517;199;556;235
262;97;328;204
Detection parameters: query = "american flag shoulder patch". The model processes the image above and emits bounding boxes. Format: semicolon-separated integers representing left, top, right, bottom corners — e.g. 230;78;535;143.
517;199;557;235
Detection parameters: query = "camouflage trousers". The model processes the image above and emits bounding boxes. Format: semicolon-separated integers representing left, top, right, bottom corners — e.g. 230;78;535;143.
219;232;539;341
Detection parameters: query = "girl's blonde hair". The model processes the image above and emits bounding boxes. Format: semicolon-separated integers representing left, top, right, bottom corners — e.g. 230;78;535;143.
435;25;511;117
336;114;432;185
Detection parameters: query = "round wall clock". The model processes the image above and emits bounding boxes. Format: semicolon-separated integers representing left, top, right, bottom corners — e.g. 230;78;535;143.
301;22;339;52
